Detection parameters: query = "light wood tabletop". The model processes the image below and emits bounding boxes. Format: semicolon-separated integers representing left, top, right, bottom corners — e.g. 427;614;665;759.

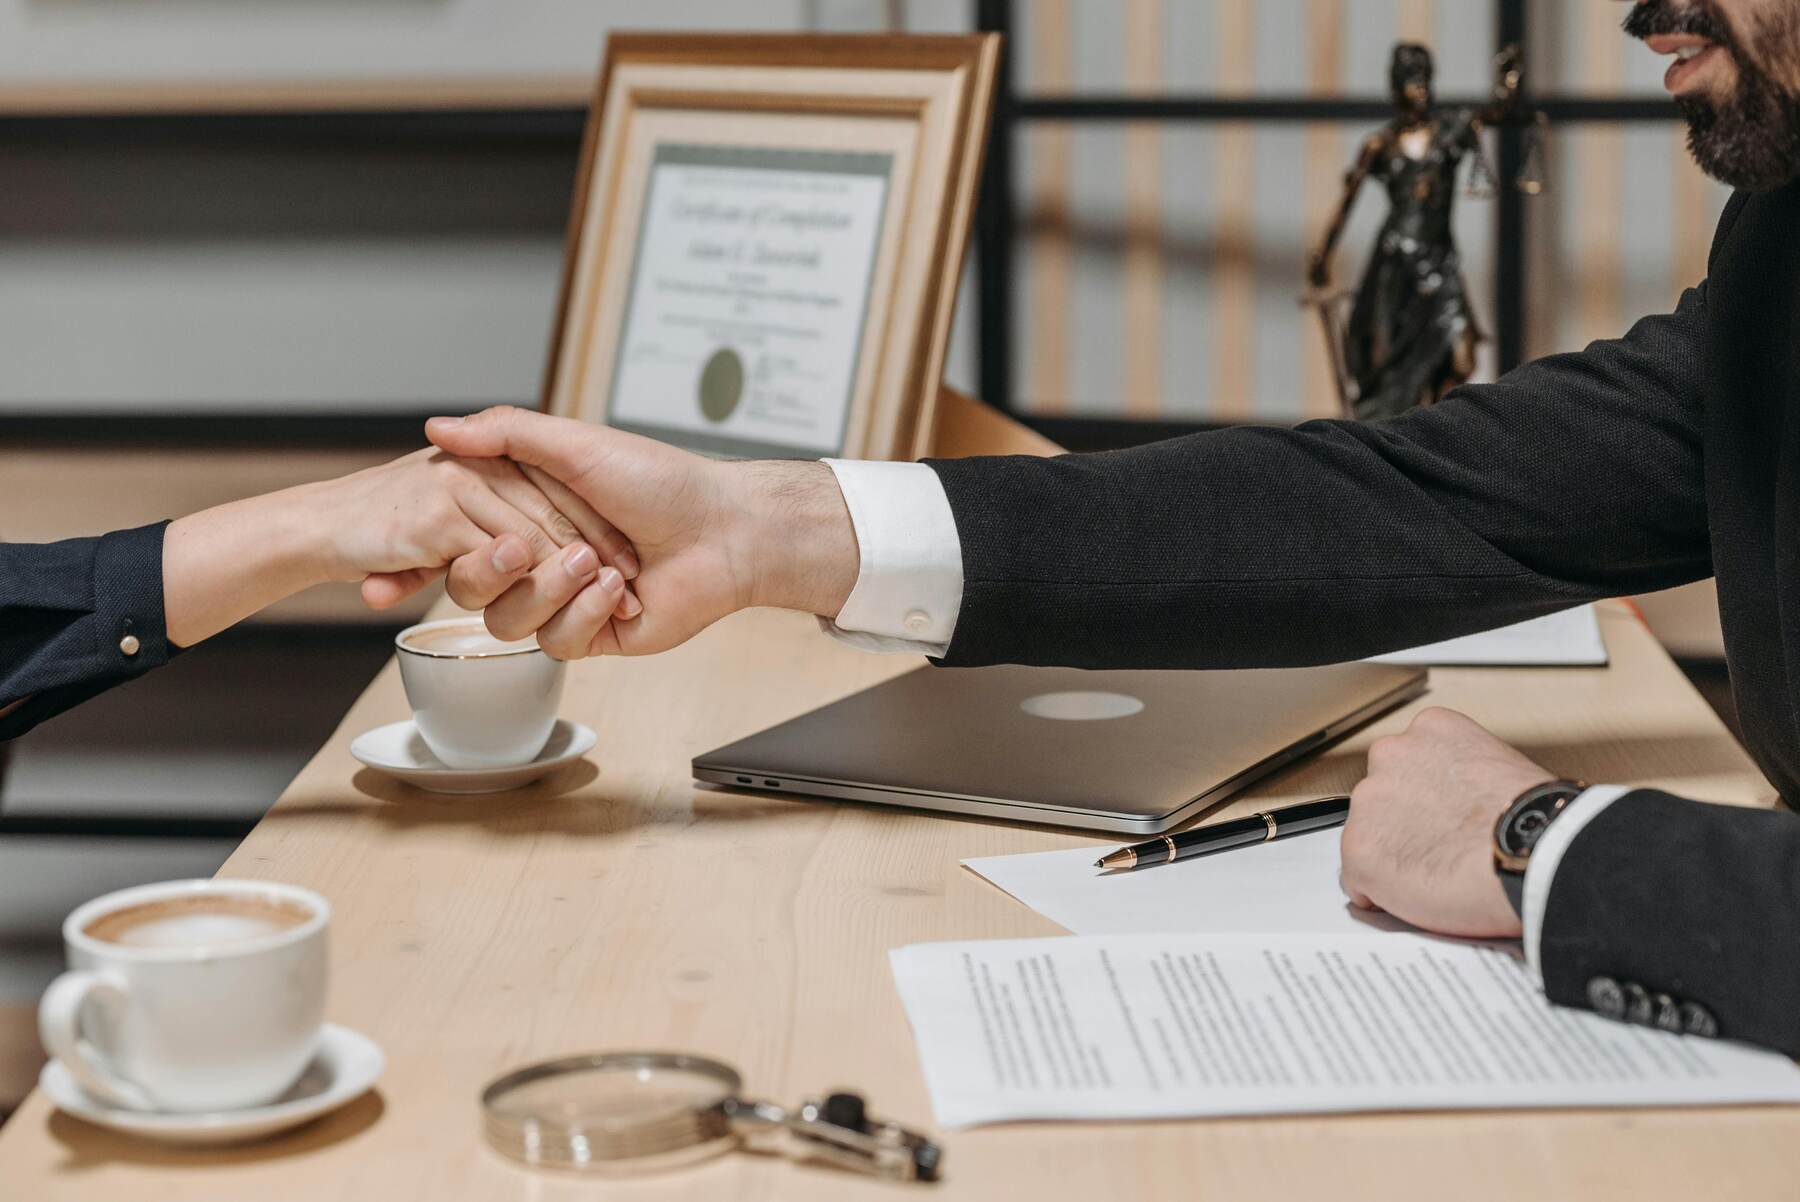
1;404;1793;1199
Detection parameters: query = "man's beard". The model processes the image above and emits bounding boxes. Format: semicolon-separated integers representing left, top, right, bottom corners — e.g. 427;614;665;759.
1624;0;1800;190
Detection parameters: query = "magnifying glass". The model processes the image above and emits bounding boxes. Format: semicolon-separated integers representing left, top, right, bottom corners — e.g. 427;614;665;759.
481;1051;942;1182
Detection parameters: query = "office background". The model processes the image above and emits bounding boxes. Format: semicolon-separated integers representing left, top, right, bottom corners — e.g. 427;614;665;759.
0;0;1737;1116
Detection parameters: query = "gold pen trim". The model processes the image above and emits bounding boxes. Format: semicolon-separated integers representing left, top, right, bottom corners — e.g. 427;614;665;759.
1161;834;1179;864
1259;812;1278;841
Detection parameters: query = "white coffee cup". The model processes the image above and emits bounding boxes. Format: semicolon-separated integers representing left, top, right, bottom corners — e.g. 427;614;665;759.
39;878;329;1113
395;617;567;769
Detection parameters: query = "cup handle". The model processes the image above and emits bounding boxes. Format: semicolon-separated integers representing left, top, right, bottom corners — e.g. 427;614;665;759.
38;970;158;1111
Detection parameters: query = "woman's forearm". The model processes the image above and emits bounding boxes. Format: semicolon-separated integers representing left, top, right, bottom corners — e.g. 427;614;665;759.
159;447;627;650
162;483;333;648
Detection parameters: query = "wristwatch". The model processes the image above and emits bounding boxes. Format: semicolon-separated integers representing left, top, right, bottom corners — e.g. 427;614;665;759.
1493;778;1588;918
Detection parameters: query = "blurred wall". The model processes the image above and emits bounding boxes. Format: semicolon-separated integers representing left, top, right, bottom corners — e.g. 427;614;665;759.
0;0;976;417
0;0;975;624
0;0;1731;650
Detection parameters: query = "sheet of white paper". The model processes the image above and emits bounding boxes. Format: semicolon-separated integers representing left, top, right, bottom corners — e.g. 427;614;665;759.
1365;604;1607;666
890;933;1800;1127
963;827;1412;937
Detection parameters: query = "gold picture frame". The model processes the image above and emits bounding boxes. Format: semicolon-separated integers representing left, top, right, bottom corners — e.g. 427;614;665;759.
541;32;998;461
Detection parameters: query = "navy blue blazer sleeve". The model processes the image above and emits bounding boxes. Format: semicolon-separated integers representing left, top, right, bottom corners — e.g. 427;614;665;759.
1;522;179;740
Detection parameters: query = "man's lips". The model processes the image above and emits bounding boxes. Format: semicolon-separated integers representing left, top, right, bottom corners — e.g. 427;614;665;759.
1645;32;1726;94
1646;32;1714;55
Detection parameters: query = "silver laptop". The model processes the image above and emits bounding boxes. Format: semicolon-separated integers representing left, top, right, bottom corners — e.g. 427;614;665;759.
693;663;1427;834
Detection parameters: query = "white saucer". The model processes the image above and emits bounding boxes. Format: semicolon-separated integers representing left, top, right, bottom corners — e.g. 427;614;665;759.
41;1022;383;1146
350;718;596;795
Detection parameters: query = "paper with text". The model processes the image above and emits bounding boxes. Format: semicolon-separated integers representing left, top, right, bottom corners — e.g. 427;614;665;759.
890;934;1800;1127
1365;605;1607;666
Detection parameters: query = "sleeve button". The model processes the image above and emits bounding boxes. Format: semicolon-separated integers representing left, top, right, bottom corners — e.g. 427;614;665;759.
1679;1001;1719;1038
1586;976;1626;1020
903;609;931;633
119;634;141;657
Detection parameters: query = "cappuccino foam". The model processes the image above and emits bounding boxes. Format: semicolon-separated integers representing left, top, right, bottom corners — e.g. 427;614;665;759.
401;622;536;656
84;895;313;949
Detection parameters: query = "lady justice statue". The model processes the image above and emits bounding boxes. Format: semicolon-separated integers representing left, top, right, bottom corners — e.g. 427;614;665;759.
1305;43;1542;421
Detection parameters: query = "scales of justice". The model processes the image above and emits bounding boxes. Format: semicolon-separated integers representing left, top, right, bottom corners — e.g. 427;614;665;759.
1303;42;1548;422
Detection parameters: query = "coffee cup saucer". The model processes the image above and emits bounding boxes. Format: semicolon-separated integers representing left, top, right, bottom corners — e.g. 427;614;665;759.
40;1022;383;1146
350;718;596;795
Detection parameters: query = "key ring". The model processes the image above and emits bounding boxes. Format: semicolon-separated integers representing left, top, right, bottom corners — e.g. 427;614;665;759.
481;1050;941;1182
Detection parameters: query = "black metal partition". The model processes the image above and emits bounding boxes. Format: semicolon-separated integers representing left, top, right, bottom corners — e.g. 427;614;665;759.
971;0;1689;446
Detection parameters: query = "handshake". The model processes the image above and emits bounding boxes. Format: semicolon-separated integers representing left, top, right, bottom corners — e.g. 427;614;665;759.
181;407;864;659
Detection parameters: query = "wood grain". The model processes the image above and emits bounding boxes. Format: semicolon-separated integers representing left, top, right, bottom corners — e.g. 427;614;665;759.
0;410;1789;1199
0;77;594;116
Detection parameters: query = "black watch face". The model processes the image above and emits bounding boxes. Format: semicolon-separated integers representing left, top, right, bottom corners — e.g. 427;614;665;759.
1497;793;1572;858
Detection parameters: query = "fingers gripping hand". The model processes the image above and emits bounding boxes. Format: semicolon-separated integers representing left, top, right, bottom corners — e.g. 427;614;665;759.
482;541;627;658
425;407;757;657
351;440;639;612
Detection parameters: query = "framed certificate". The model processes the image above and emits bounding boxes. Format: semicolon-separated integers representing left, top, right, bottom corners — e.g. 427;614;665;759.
542;33;998;461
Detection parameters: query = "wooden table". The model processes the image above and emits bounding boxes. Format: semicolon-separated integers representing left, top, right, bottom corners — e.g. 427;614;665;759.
1;595;1793;1199
1;393;1792;1196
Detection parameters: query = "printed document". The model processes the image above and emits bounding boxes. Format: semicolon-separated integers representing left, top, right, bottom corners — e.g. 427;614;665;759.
1366;604;1607;667
889;933;1800;1127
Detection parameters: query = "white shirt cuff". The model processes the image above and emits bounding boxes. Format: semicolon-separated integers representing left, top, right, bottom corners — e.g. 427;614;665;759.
1522;783;1632;985
819;459;963;657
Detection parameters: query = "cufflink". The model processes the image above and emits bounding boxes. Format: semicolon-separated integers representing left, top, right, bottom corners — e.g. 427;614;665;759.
903;609;931;634
1586;976;1625;1020
1679;1001;1720;1038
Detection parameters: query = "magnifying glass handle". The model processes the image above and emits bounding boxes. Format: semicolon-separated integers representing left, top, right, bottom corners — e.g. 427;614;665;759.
791;1094;942;1183
725;1093;940;1181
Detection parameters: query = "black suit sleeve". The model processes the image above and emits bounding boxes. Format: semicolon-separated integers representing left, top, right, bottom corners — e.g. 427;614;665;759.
924;280;1713;668
1540;790;1800;1055
0;522;179;741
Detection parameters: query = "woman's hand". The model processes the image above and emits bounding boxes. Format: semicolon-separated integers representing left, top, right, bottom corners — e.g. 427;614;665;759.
162;447;641;648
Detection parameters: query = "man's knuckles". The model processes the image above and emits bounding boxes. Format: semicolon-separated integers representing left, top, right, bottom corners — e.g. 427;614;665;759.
1365;732;1408;769
1410;705;1469;735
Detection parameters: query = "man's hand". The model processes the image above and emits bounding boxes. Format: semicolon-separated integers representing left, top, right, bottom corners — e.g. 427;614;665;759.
424;407;861;660
1339;707;1553;939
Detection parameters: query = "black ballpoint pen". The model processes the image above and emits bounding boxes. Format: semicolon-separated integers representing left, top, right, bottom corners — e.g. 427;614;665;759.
1094;795;1352;871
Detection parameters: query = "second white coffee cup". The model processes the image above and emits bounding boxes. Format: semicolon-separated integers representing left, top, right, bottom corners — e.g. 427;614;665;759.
39;878;330;1114
396;618;567;769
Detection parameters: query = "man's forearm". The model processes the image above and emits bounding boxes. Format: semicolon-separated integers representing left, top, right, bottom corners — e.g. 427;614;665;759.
731;460;860;619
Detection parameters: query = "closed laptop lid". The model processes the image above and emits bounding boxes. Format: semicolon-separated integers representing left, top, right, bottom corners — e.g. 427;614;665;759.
694;662;1424;824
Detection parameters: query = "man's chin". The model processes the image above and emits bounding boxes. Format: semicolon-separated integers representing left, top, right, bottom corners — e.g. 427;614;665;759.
1680;97;1800;190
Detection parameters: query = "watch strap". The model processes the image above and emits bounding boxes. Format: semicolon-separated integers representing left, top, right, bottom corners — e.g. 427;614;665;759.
1499;859;1528;917
1493;778;1588;918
